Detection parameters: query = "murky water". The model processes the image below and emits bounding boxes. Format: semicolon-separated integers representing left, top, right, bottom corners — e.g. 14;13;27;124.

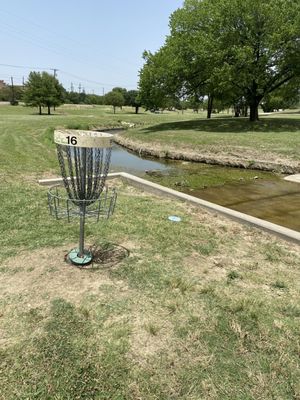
110;143;300;232
192;181;300;231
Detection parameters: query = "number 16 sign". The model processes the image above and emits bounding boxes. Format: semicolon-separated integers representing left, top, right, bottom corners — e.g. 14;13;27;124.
54;129;112;148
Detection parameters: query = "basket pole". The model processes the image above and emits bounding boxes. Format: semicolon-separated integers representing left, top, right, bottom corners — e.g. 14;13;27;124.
78;147;87;257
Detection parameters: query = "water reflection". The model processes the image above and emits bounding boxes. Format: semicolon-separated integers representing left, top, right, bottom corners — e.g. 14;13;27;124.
110;144;170;174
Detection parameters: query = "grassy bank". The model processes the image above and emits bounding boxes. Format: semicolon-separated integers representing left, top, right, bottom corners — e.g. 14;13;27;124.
0;179;300;399
120;111;300;172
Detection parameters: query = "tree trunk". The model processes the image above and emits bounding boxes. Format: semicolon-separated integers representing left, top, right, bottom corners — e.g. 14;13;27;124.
39;105;42;115
47;105;51;115
113;106;116;114
248;82;261;121
135;106;139;114
249;103;259;121
207;95;213;119
234;105;241;117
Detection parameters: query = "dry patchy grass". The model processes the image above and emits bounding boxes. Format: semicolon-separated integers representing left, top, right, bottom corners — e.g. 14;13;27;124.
0;183;300;399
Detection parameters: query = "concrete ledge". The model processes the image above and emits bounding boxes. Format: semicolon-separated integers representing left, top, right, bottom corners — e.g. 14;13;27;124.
38;172;300;245
284;174;300;183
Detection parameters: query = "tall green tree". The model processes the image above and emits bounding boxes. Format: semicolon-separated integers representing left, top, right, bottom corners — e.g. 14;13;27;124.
41;72;65;114
23;72;65;115
139;0;300;121
139;47;183;111
204;0;300;121
23;72;44;115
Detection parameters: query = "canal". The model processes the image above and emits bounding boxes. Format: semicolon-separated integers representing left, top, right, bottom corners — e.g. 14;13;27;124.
109;143;300;232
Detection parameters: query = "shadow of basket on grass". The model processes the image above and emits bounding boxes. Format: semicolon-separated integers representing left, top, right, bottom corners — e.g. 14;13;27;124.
64;242;130;270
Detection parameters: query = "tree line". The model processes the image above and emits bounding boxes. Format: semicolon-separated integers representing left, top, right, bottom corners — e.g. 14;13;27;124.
0;72;141;115
138;0;300;121
3;0;300;122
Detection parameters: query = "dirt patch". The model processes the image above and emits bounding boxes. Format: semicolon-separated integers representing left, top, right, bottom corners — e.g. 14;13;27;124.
114;135;300;174
129;313;174;366
0;245;129;306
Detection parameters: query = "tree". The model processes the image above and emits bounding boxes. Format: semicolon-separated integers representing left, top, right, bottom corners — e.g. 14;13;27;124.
23;72;44;114
41;72;65;114
139;0;300;121
66;90;81;104
84;94;104;105
139;47;183;111
204;0;300;121
23;71;65;114
125;90;142;113
261;80;300;112
105;90;125;113
112;87;127;109
112;87;127;97
0;85;23;103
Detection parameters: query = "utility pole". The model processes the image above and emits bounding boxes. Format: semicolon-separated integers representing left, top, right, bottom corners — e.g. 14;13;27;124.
10;77;16;105
70;82;74;92
51;69;58;110
78;83;82;93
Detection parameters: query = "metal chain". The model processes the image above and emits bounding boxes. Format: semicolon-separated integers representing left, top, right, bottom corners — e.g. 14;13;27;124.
56;144;112;206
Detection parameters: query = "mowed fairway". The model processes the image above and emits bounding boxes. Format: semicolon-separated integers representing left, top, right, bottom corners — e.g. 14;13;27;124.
0;104;300;399
0;105;203;177
1;105;300;178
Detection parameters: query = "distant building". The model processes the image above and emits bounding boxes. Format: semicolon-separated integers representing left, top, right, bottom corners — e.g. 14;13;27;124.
0;80;8;89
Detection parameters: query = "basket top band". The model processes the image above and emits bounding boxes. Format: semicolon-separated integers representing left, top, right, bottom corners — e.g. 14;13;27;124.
54;129;113;148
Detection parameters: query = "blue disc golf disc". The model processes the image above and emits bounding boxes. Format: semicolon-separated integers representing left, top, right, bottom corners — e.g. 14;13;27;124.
168;215;181;222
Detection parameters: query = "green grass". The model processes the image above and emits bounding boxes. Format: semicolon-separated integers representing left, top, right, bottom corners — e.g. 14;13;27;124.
0;105;299;179
0;298;130;399
0;180;300;399
0;104;202;177
1;104;300;399
123;111;300;163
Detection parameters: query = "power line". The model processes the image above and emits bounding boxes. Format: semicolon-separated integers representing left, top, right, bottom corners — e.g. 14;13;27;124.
0;7;140;70
0;17;137;78
0;63;137;90
0;21;82;65
59;70;122;88
0;63;53;70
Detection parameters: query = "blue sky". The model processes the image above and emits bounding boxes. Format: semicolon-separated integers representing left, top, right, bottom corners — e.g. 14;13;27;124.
0;1;183;94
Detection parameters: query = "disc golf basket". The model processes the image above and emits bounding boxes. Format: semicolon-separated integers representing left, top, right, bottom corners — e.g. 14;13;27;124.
48;129;117;266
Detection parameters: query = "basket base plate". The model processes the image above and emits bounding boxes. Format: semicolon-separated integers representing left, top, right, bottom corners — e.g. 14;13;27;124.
68;248;93;265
